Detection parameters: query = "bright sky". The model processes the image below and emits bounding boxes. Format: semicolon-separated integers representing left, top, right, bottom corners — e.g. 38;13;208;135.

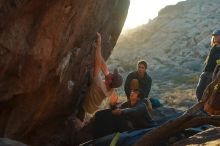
124;0;186;30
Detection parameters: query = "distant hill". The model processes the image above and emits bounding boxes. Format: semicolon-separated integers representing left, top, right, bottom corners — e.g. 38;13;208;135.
108;0;220;101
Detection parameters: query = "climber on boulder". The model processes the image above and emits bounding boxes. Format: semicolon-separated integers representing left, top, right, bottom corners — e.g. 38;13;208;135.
82;32;123;115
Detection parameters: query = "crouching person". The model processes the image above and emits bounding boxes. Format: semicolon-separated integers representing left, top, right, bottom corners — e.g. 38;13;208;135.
75;90;156;145
92;89;155;139
114;89;155;130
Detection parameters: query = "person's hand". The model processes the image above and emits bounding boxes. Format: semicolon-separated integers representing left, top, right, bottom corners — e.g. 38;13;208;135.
112;108;122;115
96;32;101;47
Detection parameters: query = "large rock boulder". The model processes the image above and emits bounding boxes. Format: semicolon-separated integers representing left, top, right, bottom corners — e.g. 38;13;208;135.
0;0;129;145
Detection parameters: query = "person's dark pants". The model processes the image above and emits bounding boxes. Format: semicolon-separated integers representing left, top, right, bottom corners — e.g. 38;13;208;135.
93;109;129;138
196;72;212;101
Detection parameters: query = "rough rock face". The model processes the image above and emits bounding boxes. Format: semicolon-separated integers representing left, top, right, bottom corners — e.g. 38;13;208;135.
0;0;129;145
109;0;220;98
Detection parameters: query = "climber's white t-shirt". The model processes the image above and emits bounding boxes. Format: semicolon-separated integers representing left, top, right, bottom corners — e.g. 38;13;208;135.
82;73;113;114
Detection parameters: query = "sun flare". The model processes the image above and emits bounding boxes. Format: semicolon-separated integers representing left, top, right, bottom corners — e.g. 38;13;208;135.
123;0;186;30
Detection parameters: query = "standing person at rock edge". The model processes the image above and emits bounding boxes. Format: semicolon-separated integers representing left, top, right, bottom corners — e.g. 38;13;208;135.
124;60;161;109
196;29;220;101
82;32;123;115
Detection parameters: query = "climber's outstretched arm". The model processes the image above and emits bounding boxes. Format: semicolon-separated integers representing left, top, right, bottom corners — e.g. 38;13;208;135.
94;32;109;78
